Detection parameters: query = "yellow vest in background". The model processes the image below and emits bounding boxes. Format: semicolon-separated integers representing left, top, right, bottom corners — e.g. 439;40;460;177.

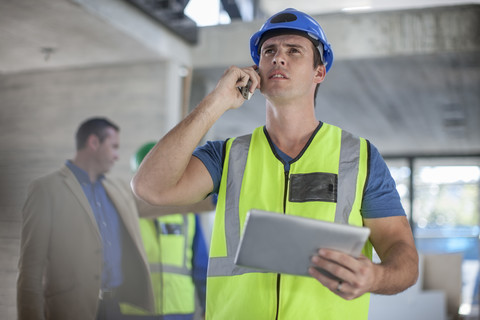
207;124;372;320
121;214;196;315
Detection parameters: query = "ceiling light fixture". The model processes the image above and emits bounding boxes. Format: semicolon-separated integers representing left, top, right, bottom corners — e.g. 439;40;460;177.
341;6;371;12
40;47;56;61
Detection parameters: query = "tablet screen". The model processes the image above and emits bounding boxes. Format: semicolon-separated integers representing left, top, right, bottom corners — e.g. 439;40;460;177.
234;209;370;277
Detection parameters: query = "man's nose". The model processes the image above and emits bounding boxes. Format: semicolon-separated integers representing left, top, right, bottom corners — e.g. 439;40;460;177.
273;52;286;65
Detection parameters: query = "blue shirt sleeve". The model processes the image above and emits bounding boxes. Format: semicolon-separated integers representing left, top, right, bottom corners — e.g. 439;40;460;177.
361;143;406;218
192;139;405;219
193;140;225;194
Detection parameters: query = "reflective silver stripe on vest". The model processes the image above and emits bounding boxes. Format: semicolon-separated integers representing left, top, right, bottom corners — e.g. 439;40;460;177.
335;130;361;224
208;130;361;277
208;135;261;277
150;216;191;276
149;263;192;276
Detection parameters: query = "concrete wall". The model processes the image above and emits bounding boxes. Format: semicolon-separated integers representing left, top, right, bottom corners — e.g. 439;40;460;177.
0;60;184;319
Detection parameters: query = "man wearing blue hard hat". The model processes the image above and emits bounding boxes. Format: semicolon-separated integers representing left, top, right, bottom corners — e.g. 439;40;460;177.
133;8;418;320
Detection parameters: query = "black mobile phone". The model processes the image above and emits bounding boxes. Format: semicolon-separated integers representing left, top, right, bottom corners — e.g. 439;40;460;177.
239;80;253;100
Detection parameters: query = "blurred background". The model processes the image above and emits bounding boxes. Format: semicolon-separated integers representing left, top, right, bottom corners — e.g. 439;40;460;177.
1;0;479;319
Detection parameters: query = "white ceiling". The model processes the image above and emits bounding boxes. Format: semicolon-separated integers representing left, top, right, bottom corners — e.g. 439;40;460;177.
1;0;479;157
259;0;480;16
0;0;164;74
1;0;477;73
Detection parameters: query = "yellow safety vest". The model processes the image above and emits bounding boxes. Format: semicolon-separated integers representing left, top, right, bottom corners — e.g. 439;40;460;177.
207;123;372;320
120;214;196;315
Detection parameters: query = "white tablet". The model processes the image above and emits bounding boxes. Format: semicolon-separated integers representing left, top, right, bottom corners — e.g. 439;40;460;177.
234;209;370;277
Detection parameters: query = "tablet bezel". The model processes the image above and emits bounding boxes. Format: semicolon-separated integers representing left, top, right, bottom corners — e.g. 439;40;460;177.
234;209;371;277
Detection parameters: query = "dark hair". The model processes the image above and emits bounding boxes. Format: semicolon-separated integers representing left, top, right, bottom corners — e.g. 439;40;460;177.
75;117;119;150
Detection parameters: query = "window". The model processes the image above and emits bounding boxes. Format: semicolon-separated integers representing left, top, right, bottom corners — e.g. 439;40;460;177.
385;156;480;316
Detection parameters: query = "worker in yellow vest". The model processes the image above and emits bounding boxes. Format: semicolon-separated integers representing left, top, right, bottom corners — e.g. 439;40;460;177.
121;142;214;320
131;8;419;320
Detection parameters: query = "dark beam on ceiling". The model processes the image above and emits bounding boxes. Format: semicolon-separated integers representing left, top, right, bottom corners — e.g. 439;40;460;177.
127;0;198;44
220;0;242;20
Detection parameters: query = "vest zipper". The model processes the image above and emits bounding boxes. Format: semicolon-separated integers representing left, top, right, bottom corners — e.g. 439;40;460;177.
275;273;281;320
283;170;289;213
276;170;289;320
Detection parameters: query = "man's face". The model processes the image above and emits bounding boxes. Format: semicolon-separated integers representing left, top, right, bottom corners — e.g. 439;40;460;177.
258;34;325;102
95;127;119;174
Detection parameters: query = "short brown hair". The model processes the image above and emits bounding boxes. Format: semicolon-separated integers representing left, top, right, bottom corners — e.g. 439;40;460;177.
75;117;119;150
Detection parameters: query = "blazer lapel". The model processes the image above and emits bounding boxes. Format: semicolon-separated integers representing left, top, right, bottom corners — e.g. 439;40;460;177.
103;179;135;234
102;178;144;252
60;165;101;236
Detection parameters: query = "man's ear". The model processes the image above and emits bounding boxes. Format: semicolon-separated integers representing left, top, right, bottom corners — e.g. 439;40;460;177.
86;134;100;151
314;64;326;84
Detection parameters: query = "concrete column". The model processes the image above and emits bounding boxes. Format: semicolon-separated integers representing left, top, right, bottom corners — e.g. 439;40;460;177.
163;61;186;131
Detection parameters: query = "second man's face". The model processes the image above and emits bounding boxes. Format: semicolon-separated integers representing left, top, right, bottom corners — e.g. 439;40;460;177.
96;127;119;174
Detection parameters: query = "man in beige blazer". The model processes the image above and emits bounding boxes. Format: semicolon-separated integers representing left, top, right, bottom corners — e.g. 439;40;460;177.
17;118;155;320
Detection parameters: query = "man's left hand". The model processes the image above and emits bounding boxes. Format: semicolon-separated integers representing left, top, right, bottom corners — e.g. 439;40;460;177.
308;249;377;300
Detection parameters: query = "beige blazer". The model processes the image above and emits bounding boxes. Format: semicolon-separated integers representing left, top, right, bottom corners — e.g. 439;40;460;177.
17;165;154;320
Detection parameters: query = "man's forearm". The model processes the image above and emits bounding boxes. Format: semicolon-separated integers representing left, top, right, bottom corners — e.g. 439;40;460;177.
137;196;215;218
131;92;226;205
363;216;419;296
371;240;419;295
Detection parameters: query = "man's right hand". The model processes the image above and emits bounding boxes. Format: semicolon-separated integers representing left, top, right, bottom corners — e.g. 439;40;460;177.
212;65;261;111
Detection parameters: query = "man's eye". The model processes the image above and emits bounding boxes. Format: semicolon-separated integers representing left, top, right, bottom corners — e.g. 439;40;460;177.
264;49;274;55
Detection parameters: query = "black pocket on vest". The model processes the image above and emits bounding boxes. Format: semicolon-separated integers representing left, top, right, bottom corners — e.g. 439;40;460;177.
289;172;337;203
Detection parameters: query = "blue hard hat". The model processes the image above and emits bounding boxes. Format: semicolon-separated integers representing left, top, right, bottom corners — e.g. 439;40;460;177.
250;8;334;72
